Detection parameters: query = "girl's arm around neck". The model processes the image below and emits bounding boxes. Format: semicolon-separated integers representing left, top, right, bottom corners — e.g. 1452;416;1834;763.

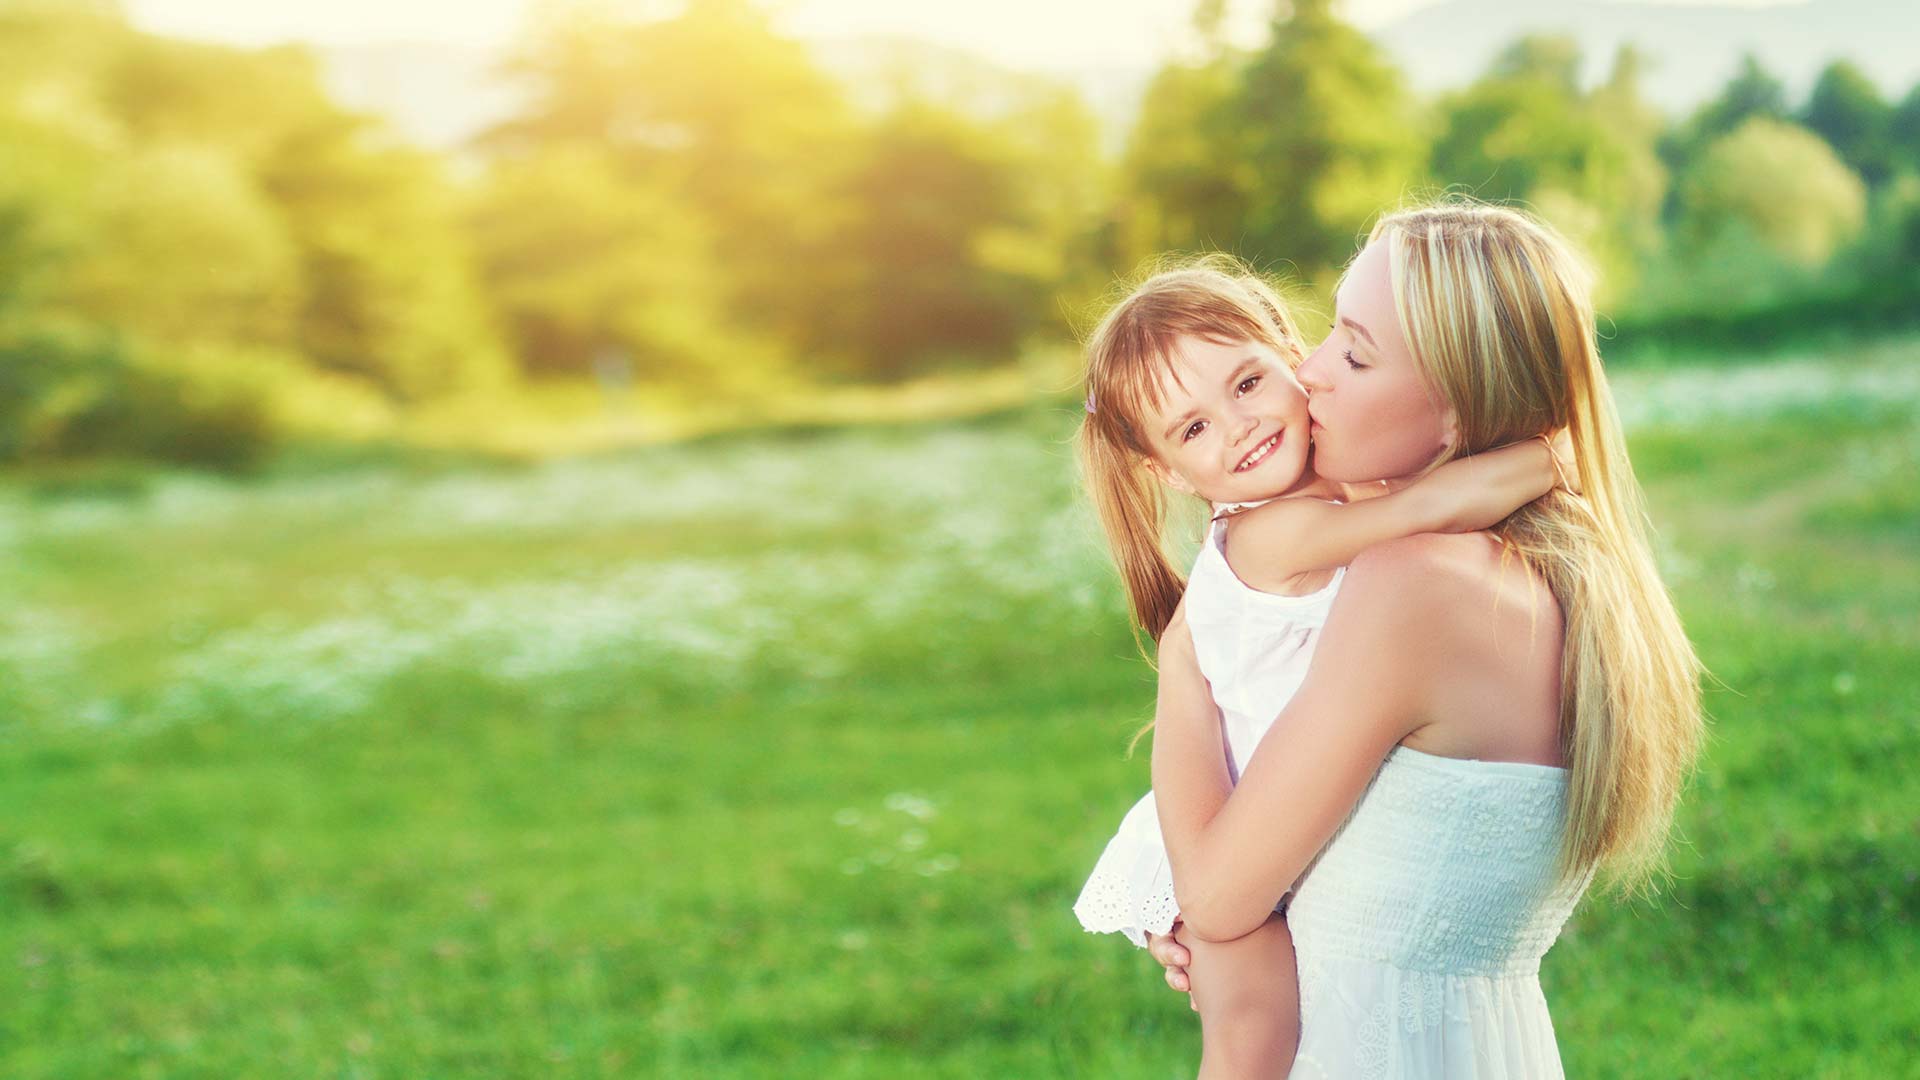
1155;536;1450;942
1223;437;1561;593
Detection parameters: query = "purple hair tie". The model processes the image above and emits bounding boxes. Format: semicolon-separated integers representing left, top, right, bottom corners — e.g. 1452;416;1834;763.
1084;391;1097;414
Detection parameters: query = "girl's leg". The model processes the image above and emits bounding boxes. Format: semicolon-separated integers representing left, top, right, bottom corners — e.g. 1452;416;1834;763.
1178;910;1299;1080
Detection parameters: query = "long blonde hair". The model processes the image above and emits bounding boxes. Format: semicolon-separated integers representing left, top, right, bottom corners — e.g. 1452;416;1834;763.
1075;253;1306;643
1372;198;1705;893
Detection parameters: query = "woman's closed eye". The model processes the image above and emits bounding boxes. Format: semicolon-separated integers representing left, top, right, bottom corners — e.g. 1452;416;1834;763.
1343;350;1364;370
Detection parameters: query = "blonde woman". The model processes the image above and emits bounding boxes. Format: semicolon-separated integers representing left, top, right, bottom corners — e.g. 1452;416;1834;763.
1142;200;1704;1077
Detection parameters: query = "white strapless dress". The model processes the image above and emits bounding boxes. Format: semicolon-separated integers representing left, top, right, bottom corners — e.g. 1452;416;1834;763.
1284;745;1589;1079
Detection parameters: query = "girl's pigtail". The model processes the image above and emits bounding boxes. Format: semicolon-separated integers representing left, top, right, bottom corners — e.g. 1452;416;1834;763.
1078;421;1185;643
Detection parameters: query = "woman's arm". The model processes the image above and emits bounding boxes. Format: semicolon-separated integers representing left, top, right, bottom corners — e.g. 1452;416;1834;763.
1223;434;1568;592
1154;536;1451;941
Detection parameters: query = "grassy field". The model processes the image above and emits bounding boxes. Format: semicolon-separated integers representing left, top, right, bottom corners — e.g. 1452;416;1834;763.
2;341;1917;1078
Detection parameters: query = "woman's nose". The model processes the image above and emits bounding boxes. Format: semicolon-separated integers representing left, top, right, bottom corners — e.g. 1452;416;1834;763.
1297;345;1331;393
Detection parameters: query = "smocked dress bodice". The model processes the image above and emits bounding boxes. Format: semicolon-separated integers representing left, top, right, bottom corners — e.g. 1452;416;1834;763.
1285;745;1589;1078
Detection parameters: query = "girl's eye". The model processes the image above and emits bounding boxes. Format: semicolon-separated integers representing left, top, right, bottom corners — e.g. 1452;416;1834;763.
1183;420;1206;442
1237;375;1261;395
1343;349;1364;370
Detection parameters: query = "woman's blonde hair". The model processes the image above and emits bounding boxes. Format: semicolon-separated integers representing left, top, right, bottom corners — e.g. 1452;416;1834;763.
1074;253;1307;645
1370;197;1705;893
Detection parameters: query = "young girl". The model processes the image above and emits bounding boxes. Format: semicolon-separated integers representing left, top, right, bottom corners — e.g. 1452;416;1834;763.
1069;255;1574;1076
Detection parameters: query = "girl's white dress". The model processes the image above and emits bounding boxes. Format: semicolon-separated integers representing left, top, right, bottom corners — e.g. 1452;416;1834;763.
1073;503;1591;1079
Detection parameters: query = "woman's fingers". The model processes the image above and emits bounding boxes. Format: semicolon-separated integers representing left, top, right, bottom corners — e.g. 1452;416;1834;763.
1146;926;1193;1000
1147;928;1191;970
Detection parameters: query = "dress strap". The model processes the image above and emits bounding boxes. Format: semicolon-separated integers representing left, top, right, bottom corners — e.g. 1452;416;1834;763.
1209;496;1278;522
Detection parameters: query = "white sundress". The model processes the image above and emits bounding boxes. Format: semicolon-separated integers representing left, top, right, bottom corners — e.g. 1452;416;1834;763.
1073;503;1591;1078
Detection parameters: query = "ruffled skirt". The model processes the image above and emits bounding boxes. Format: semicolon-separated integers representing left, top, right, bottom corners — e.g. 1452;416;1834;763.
1072;791;1180;949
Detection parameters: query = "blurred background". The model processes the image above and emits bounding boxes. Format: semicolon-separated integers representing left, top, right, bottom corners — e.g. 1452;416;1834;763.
1;0;1914;1076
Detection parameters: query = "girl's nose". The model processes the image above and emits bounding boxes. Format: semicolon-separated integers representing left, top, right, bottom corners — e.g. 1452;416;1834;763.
1231;413;1258;445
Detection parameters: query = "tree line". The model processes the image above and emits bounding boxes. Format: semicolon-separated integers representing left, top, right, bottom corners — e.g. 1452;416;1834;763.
2;0;1917;466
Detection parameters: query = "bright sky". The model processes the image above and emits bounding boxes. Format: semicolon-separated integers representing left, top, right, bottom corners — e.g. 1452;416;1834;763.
123;0;1803;69
118;0;1390;66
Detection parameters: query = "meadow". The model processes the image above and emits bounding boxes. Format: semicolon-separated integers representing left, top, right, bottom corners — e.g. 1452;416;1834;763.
2;340;1917;1078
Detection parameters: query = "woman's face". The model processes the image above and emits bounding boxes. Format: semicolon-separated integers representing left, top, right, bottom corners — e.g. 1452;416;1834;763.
1296;239;1456;485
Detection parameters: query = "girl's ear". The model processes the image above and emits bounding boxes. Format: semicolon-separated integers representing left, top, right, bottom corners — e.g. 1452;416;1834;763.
1142;456;1195;496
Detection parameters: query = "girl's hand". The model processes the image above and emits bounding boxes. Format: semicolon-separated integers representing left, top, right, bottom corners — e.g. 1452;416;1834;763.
1145;920;1199;1011
1548;427;1581;495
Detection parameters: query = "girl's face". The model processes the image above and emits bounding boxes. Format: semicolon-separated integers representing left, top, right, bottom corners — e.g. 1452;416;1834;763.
1296;239;1456;485
1140;333;1313;505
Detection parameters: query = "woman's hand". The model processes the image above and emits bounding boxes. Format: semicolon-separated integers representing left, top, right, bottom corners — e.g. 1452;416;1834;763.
1145;920;1199;1011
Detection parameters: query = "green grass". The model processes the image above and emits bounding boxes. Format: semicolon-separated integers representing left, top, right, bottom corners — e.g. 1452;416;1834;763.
1;348;1917;1078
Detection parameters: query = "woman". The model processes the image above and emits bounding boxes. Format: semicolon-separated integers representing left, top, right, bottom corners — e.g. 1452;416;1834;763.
1143;200;1704;1076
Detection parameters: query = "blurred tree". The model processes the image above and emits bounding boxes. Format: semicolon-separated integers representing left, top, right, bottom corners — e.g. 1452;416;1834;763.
1234;0;1423;282
1488;34;1582;93
1661;53;1789;208
1428;38;1665;300
53;142;301;348
1893;83;1920;176
1799;60;1893;187
812;101;1051;379
493;0;858;363
1679;117;1867;267
1686;54;1789;144
1117;50;1249;260
467;144;767;385
258;113;513;402
0;1;510;468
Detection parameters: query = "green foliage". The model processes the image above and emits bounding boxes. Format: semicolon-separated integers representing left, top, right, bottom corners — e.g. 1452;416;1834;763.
1799;60;1893;187
0;3;512;466
1230;0;1424;284
1891;84;1920;176
467;145;765;384
1429;39;1666;300
811;101;1067;379
0;319;288;468
257;118;513;403
1119;0;1423;287
55;142;301;348
1682;54;1787;146
1117;53;1249;259
2;0;1919;464
1678;117;1868;268
495;0;859;358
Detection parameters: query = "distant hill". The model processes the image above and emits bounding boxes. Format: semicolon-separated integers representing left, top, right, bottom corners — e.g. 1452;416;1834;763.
311;1;1920;153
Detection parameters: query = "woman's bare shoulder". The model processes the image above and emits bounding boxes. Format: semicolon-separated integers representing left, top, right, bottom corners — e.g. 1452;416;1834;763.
1347;531;1556;633
1344;531;1494;595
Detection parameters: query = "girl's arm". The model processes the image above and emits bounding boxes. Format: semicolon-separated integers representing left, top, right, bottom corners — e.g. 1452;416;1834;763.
1155;537;1448;942
1222;431;1574;592
1148;608;1235;887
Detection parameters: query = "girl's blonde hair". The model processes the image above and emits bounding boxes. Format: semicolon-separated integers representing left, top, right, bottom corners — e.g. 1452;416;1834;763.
1370;197;1705;893
1075;253;1307;644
